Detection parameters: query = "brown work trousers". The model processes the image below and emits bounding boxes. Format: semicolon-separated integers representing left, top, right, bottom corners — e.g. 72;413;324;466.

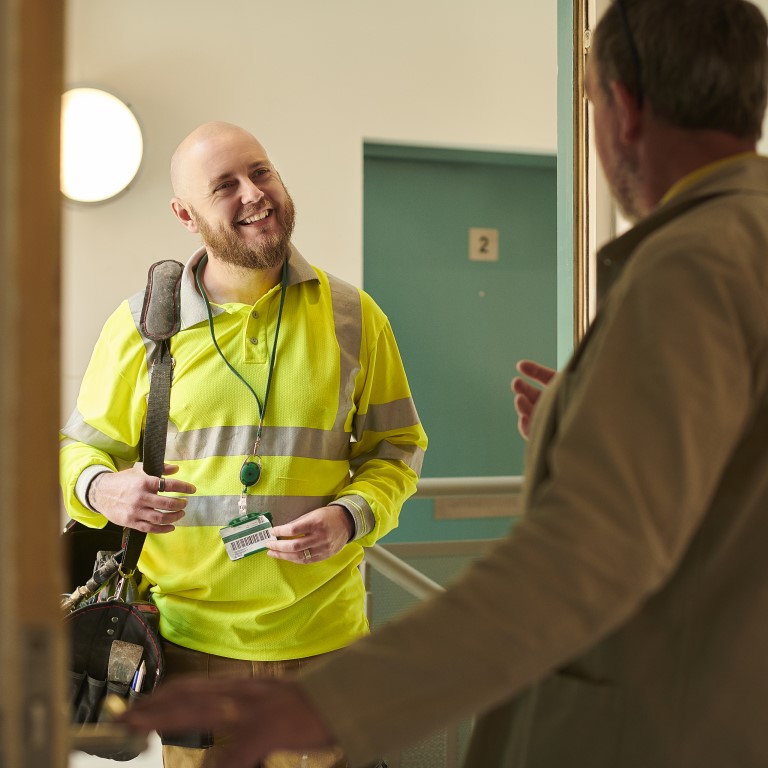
160;640;348;768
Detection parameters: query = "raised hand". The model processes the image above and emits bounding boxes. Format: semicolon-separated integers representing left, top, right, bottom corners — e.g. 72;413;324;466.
511;359;556;439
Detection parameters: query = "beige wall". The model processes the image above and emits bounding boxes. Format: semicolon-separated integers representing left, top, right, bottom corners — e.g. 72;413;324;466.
62;0;768;418
62;0;558;415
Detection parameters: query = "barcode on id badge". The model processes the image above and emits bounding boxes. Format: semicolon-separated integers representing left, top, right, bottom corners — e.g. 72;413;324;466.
231;529;272;551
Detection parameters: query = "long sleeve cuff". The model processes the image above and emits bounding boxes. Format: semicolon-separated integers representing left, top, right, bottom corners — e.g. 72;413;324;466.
330;495;374;541
75;465;114;512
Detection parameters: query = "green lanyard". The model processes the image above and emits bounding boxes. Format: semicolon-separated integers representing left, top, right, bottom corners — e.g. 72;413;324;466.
195;253;289;493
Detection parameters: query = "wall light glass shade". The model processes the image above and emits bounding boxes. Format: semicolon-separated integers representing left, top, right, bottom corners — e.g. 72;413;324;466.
61;88;143;202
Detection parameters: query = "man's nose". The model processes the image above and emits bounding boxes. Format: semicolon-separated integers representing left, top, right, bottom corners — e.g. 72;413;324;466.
241;177;266;204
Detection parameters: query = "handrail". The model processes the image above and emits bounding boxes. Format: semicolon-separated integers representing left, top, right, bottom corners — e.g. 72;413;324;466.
414;475;523;497
364;545;444;600
366;475;523;601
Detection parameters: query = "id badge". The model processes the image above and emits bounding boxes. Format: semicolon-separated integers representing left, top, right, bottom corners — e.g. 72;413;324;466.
219;512;274;561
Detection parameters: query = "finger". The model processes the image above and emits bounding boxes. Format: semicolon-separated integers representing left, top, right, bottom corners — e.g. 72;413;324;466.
516;359;556;386
128;508;185;534
136;521;178;534
148;508;185;524
511;377;542;402
154;478;197;496
266;539;314;557
266;541;320;563
130;675;274;711
162;464;181;476
514;395;533;439
266;534;308;551
124;514;178;534
124;684;234;732
269;519;308;539
514;394;534;419
151;494;191;513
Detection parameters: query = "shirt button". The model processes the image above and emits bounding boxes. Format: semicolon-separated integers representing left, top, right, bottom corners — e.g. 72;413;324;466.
251;310;260;319
250;337;258;345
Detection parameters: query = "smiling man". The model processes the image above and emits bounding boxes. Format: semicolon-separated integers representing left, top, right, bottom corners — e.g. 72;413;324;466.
60;121;427;768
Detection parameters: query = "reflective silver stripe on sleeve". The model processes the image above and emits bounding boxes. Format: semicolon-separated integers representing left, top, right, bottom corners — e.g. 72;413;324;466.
350;441;425;476
353;397;421;440
61;409;139;462
166;424;351;462
327;274;362;433
331;495;374;540
175;494;336;527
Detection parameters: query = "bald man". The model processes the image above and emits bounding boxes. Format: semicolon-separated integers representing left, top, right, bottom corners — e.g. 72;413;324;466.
60;122;427;768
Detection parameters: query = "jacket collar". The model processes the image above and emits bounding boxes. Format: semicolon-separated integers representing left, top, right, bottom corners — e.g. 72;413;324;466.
597;154;768;301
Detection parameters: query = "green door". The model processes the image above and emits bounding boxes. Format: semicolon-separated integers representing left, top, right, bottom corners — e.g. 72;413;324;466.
363;143;558;542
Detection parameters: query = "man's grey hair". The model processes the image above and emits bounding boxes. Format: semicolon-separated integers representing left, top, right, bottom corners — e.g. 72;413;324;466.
593;0;768;140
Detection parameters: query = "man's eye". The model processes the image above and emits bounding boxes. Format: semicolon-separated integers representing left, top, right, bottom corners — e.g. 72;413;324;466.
215;181;235;192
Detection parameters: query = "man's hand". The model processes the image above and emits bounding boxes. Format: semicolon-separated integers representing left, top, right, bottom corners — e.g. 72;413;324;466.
511;359;556;439
119;677;334;768
267;505;354;563
88;463;196;533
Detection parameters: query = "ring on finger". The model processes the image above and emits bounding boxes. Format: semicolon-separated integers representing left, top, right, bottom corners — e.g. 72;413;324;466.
158;477;166;493
304;549;312;561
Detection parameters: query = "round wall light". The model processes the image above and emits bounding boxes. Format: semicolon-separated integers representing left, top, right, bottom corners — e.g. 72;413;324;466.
60;87;143;203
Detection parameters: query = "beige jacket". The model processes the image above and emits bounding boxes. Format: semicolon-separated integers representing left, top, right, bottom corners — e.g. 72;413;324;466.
299;155;768;768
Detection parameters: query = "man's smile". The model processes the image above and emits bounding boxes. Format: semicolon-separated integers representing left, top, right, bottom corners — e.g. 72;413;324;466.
237;209;271;226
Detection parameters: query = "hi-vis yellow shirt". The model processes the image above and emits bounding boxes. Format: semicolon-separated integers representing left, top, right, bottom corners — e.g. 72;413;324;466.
60;246;427;660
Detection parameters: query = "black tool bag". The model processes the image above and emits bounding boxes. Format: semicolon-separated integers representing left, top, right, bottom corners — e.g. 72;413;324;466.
62;259;184;760
63;533;164;762
66;598;165;760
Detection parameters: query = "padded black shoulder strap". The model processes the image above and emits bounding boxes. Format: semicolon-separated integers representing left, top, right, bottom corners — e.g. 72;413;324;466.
140;259;184;341
123;260;184;576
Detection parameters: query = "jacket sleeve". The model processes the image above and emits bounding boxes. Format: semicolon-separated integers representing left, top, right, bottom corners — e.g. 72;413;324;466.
59;300;149;528
332;293;427;546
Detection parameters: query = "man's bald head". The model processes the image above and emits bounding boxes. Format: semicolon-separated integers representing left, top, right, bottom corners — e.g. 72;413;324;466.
170;122;270;199
168;121;295;272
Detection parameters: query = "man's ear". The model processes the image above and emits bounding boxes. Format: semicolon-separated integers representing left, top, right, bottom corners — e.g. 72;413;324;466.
171;199;199;233
609;80;643;144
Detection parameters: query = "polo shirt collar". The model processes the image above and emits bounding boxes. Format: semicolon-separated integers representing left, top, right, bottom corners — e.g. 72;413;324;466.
178;243;318;330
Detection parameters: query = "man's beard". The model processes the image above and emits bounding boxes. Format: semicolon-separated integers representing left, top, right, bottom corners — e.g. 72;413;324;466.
191;192;296;270
605;151;643;224
611;174;643;225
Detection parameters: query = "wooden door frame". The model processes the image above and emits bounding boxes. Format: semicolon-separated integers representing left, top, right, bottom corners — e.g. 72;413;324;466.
558;0;602;362
0;0;67;765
